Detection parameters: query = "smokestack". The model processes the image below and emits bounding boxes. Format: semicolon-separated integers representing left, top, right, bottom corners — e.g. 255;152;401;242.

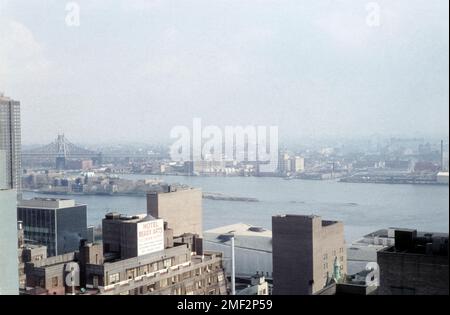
441;140;444;171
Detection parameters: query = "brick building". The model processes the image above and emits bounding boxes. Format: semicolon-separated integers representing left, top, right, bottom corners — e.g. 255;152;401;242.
378;229;449;295
272;214;347;295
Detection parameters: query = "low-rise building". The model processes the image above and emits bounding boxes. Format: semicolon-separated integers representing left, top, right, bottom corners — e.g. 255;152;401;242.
204;223;272;280
377;229;449;295
17;198;88;257
23;213;228;295
347;228;396;275
272;214;347;295
236;275;269;295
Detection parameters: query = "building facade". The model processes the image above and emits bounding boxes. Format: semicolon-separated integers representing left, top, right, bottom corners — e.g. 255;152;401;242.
147;186;203;237
17;198;88;257
272;214;347;295
378;229;449;295
0;93;21;192
23;212;228;295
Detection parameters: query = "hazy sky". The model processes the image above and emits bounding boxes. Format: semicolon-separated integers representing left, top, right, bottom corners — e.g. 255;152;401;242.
0;0;448;145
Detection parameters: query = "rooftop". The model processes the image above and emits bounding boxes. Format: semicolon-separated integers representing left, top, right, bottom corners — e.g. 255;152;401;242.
147;184;200;195
204;223;272;238
380;229;449;256
273;214;341;227
104;212;156;223
18;198;84;209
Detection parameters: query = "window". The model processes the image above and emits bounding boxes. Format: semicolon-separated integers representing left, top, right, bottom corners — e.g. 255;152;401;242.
108;273;120;285
93;276;99;288
163;258;172;268
52;276;58;288
160;278;169;288
126;269;136;280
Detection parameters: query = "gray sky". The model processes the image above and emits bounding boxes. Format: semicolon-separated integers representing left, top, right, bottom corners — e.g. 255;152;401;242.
0;0;448;145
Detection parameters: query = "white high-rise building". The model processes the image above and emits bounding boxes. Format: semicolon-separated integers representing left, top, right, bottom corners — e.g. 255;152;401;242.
0;93;22;191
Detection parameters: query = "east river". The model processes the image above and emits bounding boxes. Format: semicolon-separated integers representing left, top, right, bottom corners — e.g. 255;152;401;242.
24;175;449;242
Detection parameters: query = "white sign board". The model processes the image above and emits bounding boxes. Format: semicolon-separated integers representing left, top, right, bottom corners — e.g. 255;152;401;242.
137;219;164;256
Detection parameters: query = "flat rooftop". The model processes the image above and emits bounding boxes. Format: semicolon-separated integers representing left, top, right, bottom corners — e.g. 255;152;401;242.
18;198;84;209
103;212;156;223
204;223;272;238
363;228;449;239
147;185;200;195
273;214;340;227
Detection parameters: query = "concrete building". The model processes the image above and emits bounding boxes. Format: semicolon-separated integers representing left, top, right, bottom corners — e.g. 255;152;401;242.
147;186;202;237
17;221;48;290
0;189;19;295
378;229;449;295
23;212;227;295
292;156;305;173
17;198;88;257
0;93;22;192
347;228;396;275
236;275;269;295
102;212;166;260
65;159;93;171
272;214;347;295
204;223;272;280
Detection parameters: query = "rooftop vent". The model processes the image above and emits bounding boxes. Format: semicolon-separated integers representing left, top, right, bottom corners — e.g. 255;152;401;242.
248;227;266;233
217;233;234;242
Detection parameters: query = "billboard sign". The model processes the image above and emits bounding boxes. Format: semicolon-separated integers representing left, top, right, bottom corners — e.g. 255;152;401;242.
137;219;164;256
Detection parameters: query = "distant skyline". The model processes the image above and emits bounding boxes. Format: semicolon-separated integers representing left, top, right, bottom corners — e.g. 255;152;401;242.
0;0;448;145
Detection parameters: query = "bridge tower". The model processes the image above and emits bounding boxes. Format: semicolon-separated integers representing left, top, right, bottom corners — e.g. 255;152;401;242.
55;134;69;170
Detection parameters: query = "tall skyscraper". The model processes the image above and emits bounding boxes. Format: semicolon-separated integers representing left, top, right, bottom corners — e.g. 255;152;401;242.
272;214;347;295
0;93;22;192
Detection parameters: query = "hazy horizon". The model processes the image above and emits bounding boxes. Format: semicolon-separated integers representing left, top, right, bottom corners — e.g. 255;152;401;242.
1;0;449;145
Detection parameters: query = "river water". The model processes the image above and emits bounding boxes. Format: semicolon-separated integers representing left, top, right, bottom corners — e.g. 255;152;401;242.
23;175;449;242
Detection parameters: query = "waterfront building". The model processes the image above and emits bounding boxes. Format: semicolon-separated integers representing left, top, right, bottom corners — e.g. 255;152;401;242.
377;229;449;295
147;186;203;237
17;198;88;257
0;188;19;295
272;214;347;295
204;223;272;280
0;93;22;192
292;156;305;173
